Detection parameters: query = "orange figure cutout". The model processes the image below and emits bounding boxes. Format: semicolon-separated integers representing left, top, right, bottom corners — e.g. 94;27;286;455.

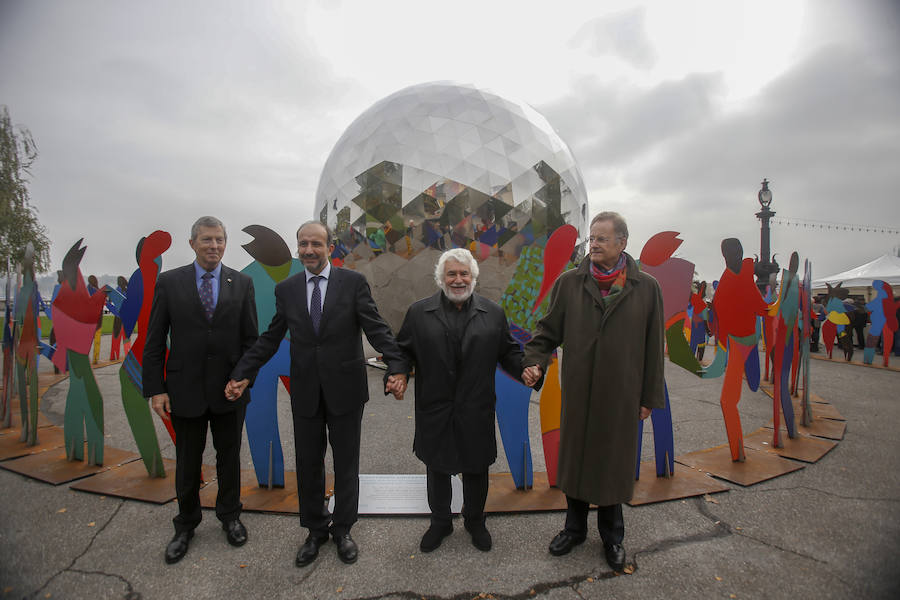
711;239;769;462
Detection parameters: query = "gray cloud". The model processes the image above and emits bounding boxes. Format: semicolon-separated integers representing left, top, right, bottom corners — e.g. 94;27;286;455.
539;72;725;176
569;7;656;70
0;0;359;277
536;2;900;283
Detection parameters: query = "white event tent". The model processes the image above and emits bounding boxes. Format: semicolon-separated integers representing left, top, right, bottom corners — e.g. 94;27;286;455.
812;253;900;298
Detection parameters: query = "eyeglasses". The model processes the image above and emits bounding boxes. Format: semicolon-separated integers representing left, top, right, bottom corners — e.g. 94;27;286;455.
588;235;623;244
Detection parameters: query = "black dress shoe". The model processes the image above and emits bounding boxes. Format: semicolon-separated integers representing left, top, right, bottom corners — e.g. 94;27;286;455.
464;521;492;552
295;533;329;567
548;530;586;556
604;543;626;571
223;519;248;547
165;531;193;564
420;522;453;552
334;533;359;564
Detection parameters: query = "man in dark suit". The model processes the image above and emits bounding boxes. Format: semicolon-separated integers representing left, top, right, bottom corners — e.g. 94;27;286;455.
390;248;528;553
144;216;258;564
227;221;406;567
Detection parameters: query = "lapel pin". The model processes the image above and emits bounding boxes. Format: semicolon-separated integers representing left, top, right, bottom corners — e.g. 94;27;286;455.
227;278;232;283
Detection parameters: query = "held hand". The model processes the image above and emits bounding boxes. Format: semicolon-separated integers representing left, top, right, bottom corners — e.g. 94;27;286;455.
151;394;171;421
385;373;408;400
639;406;652;420
225;379;249;401
522;365;542;387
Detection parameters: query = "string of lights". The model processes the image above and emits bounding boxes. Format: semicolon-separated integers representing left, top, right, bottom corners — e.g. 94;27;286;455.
772;217;900;235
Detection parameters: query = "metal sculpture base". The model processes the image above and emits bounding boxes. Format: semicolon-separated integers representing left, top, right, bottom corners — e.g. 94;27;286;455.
200;470;333;514
71;458;185;504
484;471;566;513
742;428;837;463
675;445;804;487
629;462;730;506
764;418;846;440
0;445;138;485
0;425;65;460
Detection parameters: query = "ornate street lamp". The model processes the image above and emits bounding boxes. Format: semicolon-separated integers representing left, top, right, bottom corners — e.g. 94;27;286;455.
754;178;779;294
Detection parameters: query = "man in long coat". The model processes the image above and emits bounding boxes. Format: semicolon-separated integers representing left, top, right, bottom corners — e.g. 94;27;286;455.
522;211;665;572
390;248;527;553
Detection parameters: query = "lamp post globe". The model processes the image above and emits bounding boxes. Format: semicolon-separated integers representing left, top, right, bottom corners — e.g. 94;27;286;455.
754;178;779;294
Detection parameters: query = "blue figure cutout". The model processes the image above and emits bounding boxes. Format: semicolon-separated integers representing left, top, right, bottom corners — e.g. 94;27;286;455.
240;225;303;488
494;368;534;489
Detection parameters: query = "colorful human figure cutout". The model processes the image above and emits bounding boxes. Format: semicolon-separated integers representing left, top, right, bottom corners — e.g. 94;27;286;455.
87;275;103;364
688;282;711;361
108;276;128;361
768;252;800;447
496;224;576;489
710;239;769;462
13;243;42;444
634;232;696;479
52;240;108;464
799;259;814;426
821;283;850;359
111;232;172;477
1;275;13;428
240;225;303;488
865;281;900;367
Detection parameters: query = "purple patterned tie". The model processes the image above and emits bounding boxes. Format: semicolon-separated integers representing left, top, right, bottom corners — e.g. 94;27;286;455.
200;272;215;321
310;275;322;334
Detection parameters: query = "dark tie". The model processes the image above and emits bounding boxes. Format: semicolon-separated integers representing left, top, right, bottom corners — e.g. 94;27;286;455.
310;275;323;334
200;272;215;321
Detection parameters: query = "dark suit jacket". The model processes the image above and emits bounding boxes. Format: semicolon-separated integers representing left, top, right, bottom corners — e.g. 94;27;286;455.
143;263;258;418
231;266;405;418
396;292;524;473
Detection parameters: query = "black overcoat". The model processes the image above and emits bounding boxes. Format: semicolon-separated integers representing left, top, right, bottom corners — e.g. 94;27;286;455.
397;291;525;474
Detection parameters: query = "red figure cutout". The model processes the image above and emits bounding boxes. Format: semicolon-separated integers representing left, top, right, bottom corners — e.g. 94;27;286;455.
532;224;577;312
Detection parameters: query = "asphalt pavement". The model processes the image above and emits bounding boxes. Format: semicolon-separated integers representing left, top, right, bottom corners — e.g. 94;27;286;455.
1;338;899;600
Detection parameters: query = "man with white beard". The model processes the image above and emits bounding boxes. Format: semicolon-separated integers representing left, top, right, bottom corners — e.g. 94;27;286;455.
387;248;529;553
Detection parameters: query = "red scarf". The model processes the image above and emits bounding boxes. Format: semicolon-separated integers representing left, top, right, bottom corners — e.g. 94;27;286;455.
590;254;627;299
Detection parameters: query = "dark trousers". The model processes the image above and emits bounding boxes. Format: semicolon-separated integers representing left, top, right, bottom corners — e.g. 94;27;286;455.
293;389;364;537
564;495;624;546
426;468;488;525
170;405;245;534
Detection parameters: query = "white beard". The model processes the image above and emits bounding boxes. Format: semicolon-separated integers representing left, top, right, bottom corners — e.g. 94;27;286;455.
442;283;474;304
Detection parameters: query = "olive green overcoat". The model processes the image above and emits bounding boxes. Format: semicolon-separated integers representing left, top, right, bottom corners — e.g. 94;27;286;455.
523;253;665;506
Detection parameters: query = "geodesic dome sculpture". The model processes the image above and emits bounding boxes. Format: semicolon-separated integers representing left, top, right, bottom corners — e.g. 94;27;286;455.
314;81;588;330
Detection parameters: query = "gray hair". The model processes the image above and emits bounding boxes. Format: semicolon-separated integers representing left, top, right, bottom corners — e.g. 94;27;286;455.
590;211;628;240
296;220;333;245
434;248;479;288
191;216;227;241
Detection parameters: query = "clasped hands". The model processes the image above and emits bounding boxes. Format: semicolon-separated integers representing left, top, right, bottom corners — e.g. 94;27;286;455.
225;378;249;401
522;365;542;387
385;373;407;400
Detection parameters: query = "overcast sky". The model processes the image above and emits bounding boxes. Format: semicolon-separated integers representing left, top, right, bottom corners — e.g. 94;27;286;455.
1;0;898;285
